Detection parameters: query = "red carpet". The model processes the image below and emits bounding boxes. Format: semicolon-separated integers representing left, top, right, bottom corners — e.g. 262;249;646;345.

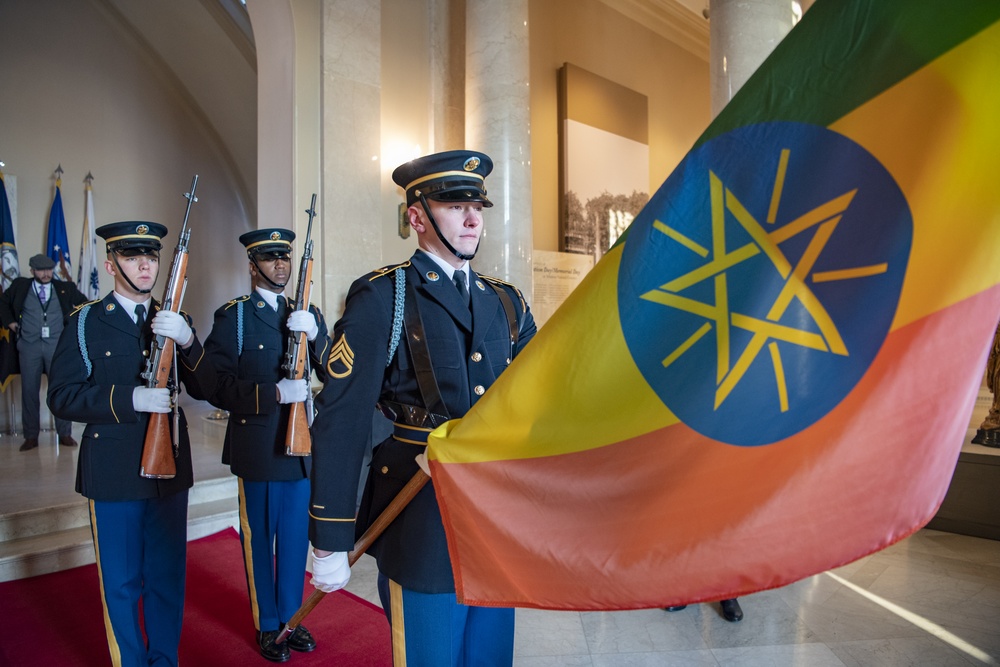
0;528;391;667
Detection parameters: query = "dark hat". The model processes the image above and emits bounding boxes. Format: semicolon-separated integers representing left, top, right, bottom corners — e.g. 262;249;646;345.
28;254;55;270
96;221;168;255
391;150;494;208
239;228;295;259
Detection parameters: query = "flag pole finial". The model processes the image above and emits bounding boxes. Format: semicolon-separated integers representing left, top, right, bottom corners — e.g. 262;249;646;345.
54;164;64;186
84;172;94;184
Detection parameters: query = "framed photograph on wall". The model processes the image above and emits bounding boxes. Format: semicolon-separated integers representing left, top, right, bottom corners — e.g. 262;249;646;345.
558;63;649;261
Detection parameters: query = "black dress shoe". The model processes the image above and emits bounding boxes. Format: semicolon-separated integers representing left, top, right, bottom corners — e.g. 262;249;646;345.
284;624;316;652
58;435;78;447
257;630;290;663
19;438;39;451
664;605;687;612
720;598;743;622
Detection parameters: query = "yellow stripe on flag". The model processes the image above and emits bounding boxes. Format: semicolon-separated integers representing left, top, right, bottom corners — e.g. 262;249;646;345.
831;20;1000;329
430;20;1000;467
430;247;678;464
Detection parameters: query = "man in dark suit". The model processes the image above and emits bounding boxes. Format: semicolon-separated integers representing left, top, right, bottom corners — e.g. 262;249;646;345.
203;228;331;662
0;253;88;450
47;221;217;667
308;150;537;665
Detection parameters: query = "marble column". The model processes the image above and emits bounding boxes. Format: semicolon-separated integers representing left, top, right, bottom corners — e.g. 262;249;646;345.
320;0;383;315
465;0;533;292
246;0;296;233
709;0;811;116
429;0;465;151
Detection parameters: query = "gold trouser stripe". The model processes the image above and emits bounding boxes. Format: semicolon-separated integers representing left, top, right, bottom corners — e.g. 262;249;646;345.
389;578;407;667
90;500;123;667
237;478;262;630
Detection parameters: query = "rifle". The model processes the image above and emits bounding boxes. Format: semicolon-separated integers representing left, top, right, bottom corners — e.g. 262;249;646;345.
139;175;198;479
283;194;317;456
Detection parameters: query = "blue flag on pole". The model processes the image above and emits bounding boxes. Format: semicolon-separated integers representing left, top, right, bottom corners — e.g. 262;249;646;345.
0;169;21;391
47;176;73;282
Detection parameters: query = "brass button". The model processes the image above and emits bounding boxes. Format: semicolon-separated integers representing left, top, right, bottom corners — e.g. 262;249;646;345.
471;352;482;362
258;344;264;349
381;466;389;474
142;350;149;357
505;358;511;365
93;433;99;439
240;418;247;424
105;351;111;356
474;385;485;395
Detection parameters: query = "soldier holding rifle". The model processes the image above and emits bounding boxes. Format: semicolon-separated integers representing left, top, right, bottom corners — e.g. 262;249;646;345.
203;226;331;662
47;217;216;667
308;150;536;665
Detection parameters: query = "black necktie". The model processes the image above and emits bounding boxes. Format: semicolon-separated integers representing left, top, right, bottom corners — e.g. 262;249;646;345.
453;271;470;307
135;304;146;331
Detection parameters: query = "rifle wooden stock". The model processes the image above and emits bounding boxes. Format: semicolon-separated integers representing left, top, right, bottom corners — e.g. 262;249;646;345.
140;176;197;479
283;259;312;456
275;469;431;644
139;251;187;479
284;194;317;456
140;411;176;479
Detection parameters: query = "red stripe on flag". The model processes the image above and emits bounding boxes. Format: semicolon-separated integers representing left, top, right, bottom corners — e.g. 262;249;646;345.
434;285;1000;611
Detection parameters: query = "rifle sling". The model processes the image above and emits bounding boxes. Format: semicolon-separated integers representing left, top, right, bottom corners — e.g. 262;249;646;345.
486;282;519;357
402;275;451;428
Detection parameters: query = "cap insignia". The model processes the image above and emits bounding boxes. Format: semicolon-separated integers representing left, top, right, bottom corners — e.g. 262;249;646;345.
270;231;281;241
463;157;480;171
136;224;149;235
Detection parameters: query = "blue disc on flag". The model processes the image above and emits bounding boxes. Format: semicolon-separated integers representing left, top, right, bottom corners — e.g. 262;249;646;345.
618;122;911;446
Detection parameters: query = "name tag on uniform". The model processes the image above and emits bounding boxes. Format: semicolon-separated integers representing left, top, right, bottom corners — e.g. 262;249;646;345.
41;326;50;339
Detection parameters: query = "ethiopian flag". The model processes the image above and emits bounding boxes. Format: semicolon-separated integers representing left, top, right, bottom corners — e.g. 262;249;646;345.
425;0;1000;610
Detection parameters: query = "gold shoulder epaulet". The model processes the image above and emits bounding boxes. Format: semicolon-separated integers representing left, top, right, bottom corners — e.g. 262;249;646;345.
479;274;514;288
70;299;101;317
369;261;411;282
224;295;252;310
479;274;526;309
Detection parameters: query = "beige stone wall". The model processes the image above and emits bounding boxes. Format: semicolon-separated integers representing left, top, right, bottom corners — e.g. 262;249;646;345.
528;0;711;251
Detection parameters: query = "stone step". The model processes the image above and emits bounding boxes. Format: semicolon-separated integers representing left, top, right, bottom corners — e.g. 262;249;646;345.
0;476;237;543
0;476;239;583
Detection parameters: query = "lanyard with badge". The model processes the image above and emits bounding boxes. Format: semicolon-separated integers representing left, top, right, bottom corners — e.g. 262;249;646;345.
35;284;53;339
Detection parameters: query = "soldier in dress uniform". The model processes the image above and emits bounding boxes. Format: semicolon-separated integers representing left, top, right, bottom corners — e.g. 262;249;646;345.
47;221;217;667
202;228;331;662
308;150;537;665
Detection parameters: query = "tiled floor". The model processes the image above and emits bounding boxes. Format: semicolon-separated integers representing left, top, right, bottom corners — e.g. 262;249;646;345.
2;398;999;666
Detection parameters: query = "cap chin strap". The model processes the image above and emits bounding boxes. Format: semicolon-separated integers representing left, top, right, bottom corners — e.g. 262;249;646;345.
249;254;288;290
419;194;479;262
110;252;153;295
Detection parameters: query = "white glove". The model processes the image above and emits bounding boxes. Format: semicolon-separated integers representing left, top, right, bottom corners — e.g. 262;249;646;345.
415;452;432;477
132;387;172;413
276;378;309;404
151;310;194;347
310;550;351;593
287;310;319;342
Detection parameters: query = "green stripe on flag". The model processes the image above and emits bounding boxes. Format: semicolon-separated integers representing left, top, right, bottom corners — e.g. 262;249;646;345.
702;0;1000;145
